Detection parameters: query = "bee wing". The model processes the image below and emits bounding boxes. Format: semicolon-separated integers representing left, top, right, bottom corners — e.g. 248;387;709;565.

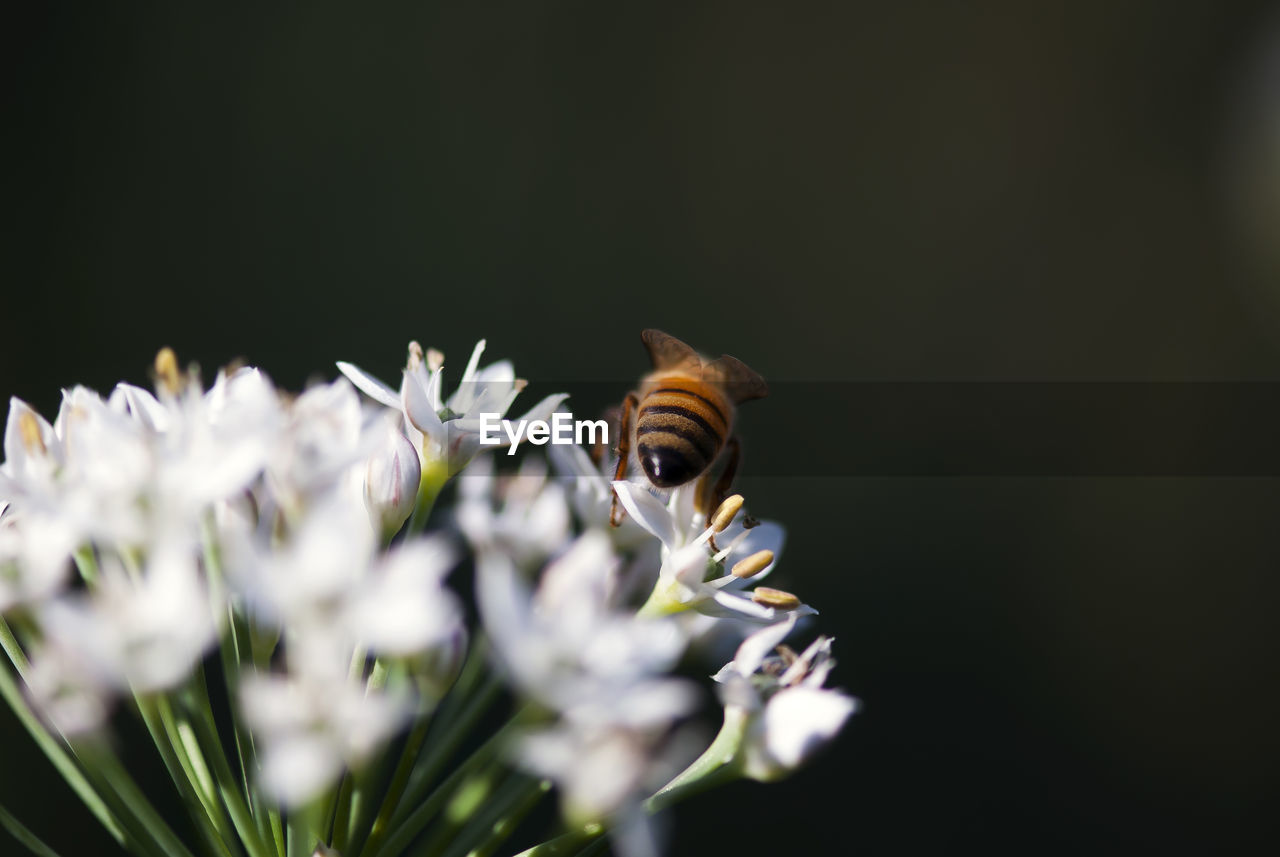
704;354;768;403
641;329;702;373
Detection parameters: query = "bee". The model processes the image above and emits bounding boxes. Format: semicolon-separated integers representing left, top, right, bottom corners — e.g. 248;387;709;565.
609;329;768;526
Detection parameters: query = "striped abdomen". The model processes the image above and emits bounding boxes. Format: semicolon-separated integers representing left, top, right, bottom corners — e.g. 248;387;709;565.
635;376;732;488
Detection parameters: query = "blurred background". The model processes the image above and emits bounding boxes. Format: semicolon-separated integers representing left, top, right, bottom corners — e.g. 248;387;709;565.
5;2;1280;854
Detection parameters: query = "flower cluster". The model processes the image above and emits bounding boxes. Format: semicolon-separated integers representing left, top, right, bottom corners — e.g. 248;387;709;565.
0;340;855;857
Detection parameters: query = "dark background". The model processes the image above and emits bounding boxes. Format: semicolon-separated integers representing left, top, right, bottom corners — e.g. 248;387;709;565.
5;2;1280;854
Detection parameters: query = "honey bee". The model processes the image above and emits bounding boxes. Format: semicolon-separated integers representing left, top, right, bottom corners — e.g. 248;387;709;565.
609;329;768;526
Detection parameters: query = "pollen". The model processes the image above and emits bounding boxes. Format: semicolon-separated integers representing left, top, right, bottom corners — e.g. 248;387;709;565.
711;494;744;533
17;411;46;455
731;549;774;578
154;347;182;393
408;341;425;370
751;586;801;609
427;348;445;372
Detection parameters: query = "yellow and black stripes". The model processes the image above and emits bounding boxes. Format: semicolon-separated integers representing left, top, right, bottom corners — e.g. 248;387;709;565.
634;377;732;488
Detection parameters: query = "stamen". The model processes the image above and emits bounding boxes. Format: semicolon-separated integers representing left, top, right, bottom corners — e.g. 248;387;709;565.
752;586;801;609
731;549;774;578
513;378;528;393
17;411;46;455
154;347;181;393
712;529;751;562
710;494;744;533
407;341;424;370
426;348;445;372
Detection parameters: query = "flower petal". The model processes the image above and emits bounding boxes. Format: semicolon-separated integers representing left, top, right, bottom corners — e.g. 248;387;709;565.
402;368;446;449
759;686;858;771
727;613;799;678
611;482;676;549
336;361;401;410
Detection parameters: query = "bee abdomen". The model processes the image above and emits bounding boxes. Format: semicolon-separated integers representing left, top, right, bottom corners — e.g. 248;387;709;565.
635;396;725;488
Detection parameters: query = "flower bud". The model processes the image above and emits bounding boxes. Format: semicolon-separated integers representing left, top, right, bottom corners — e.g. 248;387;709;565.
365;422;421;539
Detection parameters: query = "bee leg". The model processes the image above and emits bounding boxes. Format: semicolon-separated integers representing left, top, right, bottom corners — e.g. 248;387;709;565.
609;393;640;527
699;435;742;551
590;405;624;468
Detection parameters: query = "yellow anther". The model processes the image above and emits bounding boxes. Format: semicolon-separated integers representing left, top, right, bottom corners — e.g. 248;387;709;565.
711;495;744;533
731;549;774;578
17;411;46;455
751;586;801;610
407;341;424;370
154;347;181;393
426;348;445;372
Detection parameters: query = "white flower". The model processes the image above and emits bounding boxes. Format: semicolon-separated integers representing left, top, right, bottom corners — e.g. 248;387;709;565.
34;541;220;695
477;531;691;713
112;366;283;534
226;491;462;670
2;397;63;504
23;635;113;736
54;386;156;544
1;398;93;583
338;339;568;476
476;531;697;826
363;415;421;539
0;507;76;612
344;538;464;661
546;432;655;552
231;491;464;807
712;614;857;782
228;491;377;640
264;376;371;519
456;456;573;570
240;664;410;807
518;723;680;840
611;481;808;623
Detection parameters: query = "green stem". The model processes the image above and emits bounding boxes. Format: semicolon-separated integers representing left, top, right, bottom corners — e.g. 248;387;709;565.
432;774;548;857
405;764;497;857
78;739;199;857
0;625;127;846
373;712;518;857
178;683;275;857
645;707;746;813
202;517;282;857
329;774;356;855
405;461;449;535
338;765;377;857
636;579;689;619
135;694;238;857
395;672;501;823
0;615;31;678
571;838;608;857
354;693;438;857
284;797;326;857
0;802;66;857
457;778;551;857
71;544;100;585
509;825;604;857
388;640;492;830
218;604;278;855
